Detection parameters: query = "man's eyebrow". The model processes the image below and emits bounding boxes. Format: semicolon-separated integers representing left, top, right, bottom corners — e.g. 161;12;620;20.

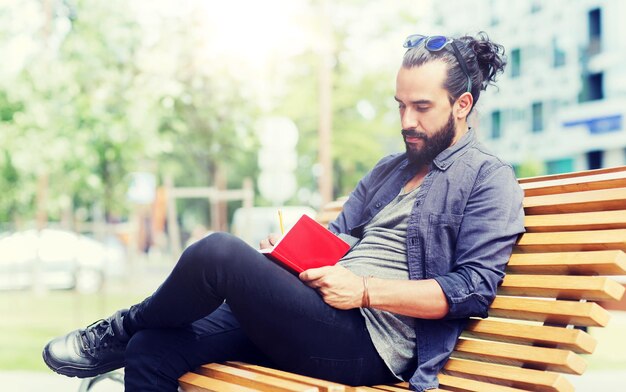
394;96;432;105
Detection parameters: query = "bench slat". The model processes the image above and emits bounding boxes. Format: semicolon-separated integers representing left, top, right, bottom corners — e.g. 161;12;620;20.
515;229;626;252
462;319;596;354
437;373;533;392
363;385;408;392
196;363;318;392
506;250;626;275
453;338;586;374
524;188;626;215
520;171;626;197
488;297;610;327
179;372;259;392
443;358;573;392
225;362;345;392
518;166;626;184
499;275;625;301
524;209;626;232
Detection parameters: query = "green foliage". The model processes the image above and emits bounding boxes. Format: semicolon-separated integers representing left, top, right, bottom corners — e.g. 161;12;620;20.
0;0;421;226
515;160;546;178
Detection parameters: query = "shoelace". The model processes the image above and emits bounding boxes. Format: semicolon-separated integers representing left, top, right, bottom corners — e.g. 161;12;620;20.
80;319;120;355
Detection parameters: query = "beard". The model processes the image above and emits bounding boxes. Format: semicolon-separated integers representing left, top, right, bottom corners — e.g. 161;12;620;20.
402;112;456;166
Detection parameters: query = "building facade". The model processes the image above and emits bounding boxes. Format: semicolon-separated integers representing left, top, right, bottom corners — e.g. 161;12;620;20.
430;0;626;175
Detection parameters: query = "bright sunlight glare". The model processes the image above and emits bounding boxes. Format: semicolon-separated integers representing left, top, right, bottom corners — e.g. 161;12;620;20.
199;0;310;68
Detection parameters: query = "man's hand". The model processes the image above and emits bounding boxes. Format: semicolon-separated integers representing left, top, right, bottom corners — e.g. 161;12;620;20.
299;265;363;310
259;233;281;250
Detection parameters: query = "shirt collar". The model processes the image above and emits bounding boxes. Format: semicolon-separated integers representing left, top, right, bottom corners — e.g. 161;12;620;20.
432;127;476;171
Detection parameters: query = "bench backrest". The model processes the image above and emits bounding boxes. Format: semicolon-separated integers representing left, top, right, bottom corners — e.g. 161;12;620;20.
316;166;626;392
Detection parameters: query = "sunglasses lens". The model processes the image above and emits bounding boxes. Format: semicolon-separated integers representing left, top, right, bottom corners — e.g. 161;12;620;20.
425;36;448;51
403;34;426;48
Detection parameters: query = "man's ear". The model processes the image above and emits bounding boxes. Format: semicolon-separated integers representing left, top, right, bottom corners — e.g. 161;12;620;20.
455;92;474;119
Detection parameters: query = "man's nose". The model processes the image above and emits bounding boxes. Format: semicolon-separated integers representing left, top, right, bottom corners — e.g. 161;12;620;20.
401;108;418;130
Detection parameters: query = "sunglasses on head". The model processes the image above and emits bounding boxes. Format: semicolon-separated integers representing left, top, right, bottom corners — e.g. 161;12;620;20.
403;34;472;94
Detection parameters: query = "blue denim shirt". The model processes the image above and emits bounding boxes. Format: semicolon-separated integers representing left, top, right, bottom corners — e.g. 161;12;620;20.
328;129;525;391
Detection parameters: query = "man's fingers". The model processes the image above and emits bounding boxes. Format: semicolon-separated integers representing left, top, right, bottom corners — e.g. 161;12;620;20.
259;233;282;249
299;266;332;283
268;233;281;246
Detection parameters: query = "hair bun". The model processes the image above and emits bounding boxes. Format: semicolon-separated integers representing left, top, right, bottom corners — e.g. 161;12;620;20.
462;32;506;91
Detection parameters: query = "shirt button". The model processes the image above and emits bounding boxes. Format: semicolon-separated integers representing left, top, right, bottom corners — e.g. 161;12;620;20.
375;202;382;208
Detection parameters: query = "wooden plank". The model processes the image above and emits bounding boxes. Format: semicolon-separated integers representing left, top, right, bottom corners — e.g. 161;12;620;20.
178;372;259;392
226;362;345;392
443;358;574;392
523;188;626;215
506;250;626;275
437;373;530;392
499;275;625;301
452;338;586;374
520;170;626;197
518;166;626;184
196;363;318;392
515;229;626;252
347;386;409;392
524;209;626;232
366;386;408;392
488;297;611;327
462;319;597;354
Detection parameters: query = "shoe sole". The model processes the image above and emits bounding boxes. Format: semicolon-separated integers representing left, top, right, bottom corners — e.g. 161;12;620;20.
42;347;125;378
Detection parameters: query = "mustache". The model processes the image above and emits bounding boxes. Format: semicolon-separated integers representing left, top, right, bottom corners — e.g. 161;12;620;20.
401;129;428;139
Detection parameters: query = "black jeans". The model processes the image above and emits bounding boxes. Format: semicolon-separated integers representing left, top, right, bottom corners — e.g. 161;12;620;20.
123;232;396;391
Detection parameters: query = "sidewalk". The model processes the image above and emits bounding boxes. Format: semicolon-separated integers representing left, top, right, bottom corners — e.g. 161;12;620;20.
0;370;122;392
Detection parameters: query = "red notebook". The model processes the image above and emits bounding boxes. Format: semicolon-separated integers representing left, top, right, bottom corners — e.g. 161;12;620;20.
260;214;351;273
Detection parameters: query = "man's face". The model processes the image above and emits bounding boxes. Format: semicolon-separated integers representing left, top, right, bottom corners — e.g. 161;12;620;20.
395;61;459;166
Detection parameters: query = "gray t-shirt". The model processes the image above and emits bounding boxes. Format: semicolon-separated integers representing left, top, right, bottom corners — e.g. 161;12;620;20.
339;186;418;380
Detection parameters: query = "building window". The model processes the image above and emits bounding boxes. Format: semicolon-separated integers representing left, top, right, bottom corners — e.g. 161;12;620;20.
491;110;502;139
588;8;602;55
580;73;604;102
532;102;543;132
587;150;603;170
510;48;521;78
546;158;574;175
552;38;566;67
530;1;542;13
489;0;499;26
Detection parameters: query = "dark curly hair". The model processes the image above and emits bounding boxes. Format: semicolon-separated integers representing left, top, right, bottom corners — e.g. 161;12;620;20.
402;32;506;109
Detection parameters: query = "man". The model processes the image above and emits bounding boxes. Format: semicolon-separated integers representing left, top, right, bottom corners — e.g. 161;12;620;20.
43;33;524;392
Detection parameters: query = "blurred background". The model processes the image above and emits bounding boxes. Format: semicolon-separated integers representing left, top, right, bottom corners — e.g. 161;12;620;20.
1;0;625;390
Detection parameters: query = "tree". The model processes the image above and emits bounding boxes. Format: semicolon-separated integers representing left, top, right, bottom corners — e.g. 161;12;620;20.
270;0;422;204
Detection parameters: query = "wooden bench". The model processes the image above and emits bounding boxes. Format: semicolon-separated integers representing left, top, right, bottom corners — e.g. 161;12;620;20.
178;166;626;392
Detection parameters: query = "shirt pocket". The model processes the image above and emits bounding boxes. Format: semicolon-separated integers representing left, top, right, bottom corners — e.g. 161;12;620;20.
425;213;463;275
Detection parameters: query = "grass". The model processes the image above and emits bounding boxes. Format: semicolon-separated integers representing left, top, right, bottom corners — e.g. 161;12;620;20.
586;311;626;370
0;289;149;371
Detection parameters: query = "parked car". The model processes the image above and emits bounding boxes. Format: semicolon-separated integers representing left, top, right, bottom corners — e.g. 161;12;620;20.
0;228;125;293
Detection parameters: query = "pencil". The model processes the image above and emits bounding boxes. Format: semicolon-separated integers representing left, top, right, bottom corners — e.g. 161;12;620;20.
278;209;285;235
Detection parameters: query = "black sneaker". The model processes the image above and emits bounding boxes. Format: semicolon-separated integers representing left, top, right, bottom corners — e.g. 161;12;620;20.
42;309;130;378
